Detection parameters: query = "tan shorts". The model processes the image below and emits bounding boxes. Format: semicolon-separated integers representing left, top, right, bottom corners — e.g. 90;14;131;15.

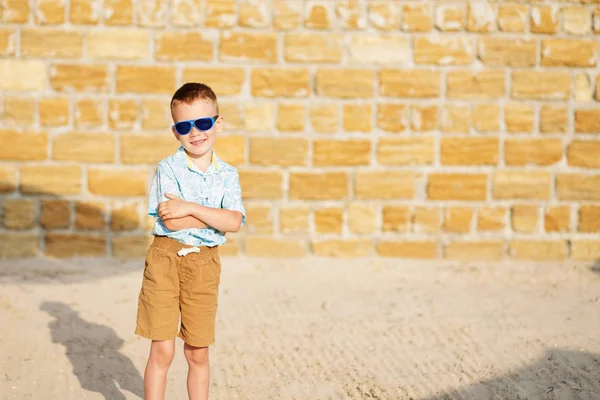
135;236;221;347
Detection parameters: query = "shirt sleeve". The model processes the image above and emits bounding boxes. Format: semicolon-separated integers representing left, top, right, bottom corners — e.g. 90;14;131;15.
221;170;247;226
147;163;182;217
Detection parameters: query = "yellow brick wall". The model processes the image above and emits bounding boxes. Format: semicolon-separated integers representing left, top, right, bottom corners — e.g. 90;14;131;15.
1;0;599;261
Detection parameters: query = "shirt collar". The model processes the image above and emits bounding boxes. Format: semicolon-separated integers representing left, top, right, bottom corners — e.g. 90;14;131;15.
177;146;220;174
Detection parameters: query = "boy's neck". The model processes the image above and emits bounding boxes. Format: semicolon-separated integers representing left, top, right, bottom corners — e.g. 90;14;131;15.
185;149;213;174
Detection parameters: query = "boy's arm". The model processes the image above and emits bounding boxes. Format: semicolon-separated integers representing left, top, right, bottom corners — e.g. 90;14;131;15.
162;215;209;231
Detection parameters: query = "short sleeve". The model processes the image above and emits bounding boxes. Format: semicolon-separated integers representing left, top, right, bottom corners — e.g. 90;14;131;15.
221;170;246;226
147;163;182;217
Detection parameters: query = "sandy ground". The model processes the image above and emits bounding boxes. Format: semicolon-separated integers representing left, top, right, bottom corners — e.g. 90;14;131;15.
0;255;599;400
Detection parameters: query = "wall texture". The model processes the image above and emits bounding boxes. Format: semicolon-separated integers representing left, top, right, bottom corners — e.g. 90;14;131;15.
0;0;599;261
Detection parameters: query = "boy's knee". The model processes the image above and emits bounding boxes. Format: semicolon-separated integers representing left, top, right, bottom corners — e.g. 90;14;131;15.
150;340;175;368
184;344;209;367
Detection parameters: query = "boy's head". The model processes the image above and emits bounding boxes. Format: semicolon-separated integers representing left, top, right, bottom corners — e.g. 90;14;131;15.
170;82;223;158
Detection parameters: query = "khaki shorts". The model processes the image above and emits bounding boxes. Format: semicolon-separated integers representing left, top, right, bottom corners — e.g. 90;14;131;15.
135;236;221;347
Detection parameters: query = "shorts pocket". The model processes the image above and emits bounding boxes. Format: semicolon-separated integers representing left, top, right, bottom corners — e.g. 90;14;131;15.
143;246;168;284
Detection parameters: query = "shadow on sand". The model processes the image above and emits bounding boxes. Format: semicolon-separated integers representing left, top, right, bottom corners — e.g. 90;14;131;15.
40;301;144;400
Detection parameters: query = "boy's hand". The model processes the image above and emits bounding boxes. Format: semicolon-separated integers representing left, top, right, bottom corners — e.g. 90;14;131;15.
158;193;193;220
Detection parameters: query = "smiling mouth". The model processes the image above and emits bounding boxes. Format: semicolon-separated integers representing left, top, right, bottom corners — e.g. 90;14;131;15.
190;138;206;146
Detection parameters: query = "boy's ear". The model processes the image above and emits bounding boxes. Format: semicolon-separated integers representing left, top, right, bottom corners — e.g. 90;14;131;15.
215;116;224;133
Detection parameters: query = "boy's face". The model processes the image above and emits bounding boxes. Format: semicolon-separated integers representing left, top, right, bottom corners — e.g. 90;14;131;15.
171;99;223;158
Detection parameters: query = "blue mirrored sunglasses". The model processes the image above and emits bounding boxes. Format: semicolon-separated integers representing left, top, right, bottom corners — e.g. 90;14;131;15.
173;115;219;135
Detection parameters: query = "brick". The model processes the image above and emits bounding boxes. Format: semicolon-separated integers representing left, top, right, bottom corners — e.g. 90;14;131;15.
368;2;400;31
110;203;139;231
0;60;46;91
401;3;431;32
40;200;70;229
284;33;343;63
414;37;473;65
575;73;593;102
137;0;168;27
314;208;343;234
310;104;339;133
542;39;597;67
411;105;438;132
21;28;81;58
0;234;39;259
250;138;308;166
220;102;242;132
0;130;47;161
441;137;499;166
220;32;277;63
75;201;105;230
568;140;600;168
168;0;201;26
280;206;309;233
427;173;487;201
312;240;372;258
343;104;372;133
273;0;302;30
3;97;35;126
377;104;408;133
348;35;410;64
505;138;563;166
478;206;505;231
377;240;438;259
445;241;505;261
530;5;559;34
251;68;310;98
479;37;536;67
112;235;153;259
505;103;534;133
104;0;134;25
497;4;526;32
50;64;108;93
579;205;600;232
563;7;592;35
540;105;568;134
239;170;283;199
88;29;148;60
75;99;103;128
595;7;600;33
305;3;330;29
313;140;371;166
472;104;499;132
70;0;100;24
0;28;16;55
444;206;473;233
244;103;274;132
205;0;236;28
0;167;17;193
39;97;69;127
155;32;213;62
493;171;550;200
347;203;377;234
511;71;570;100
88;169;147;197
355;171;415;200
120;135;175;164
382;205;409;232
246;237;306;258
3;199;36;230
435;3;464;32
21;166;81;195
412;207;441;233
511;205;538;233
575;110;600;133
380;70;440;98
116;66;175;94
238;0;270;28
441;105;471;133
510;240;567;261
53;133;115;163
214;135;245;166
557;174;600;201
571;240;600;261
378;137;434;166
2;0;29;22
277;104;306;132
108;99;138;130
544;206;570;233
289;172;348;200
447;70;505;99
142;99;170;130
467;1;495;32
335;0;366;30
316;69;374;98
45;233;106;258
183;68;245;97
245;206;274;234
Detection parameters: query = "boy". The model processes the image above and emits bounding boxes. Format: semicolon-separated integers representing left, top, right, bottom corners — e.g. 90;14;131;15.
135;82;246;400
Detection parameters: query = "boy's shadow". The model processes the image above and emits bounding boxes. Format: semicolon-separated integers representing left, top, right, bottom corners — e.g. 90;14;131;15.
40;301;144;400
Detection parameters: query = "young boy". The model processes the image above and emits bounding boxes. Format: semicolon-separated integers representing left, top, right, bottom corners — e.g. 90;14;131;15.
135;82;246;400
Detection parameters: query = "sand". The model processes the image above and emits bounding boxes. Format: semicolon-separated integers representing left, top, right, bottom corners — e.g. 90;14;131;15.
1;256;599;400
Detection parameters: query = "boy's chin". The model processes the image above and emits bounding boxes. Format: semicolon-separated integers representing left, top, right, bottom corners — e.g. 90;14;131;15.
183;143;211;158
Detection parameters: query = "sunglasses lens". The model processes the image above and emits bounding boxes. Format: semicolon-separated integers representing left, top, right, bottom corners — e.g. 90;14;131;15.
175;121;192;135
194;118;214;131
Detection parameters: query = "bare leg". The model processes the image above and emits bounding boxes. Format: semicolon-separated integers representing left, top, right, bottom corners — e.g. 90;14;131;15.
144;339;175;400
184;343;210;400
